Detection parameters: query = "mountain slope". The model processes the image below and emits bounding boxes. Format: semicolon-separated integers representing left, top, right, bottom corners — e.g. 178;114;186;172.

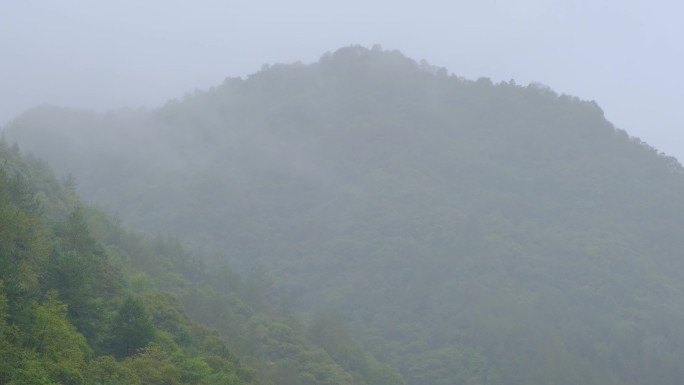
5;45;684;385
0;137;404;384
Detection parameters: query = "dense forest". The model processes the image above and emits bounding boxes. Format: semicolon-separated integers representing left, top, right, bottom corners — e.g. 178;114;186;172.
5;46;684;384
0;139;403;384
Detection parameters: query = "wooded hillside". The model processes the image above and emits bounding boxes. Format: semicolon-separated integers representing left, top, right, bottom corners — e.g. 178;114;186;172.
0;135;402;384
6;46;684;385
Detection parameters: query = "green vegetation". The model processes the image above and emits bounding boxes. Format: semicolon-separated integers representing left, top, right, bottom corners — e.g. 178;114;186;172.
0;138;403;384
6;45;684;384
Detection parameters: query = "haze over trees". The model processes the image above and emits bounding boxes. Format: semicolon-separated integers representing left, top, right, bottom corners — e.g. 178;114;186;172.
0;121;402;384
5;46;684;384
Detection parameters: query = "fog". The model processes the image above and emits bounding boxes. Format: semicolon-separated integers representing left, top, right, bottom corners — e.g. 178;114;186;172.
1;0;683;159
4;3;684;384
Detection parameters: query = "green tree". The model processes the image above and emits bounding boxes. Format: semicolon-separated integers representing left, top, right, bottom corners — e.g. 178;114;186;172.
0;280;21;384
180;357;212;385
108;295;155;358
21;291;91;385
124;344;182;385
84;355;141;385
60;206;96;255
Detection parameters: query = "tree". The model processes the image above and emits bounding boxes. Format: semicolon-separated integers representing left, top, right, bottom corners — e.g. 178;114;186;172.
0;280;21;384
124;344;181;385
20;291;91;385
108;296;155;358
60;206;96;255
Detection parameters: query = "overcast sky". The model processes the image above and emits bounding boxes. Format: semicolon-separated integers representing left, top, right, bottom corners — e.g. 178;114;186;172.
1;1;682;159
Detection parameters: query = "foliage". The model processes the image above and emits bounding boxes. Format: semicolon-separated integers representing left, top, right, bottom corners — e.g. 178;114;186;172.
0;141;262;384
0;137;401;385
107;295;155;358
8;46;684;384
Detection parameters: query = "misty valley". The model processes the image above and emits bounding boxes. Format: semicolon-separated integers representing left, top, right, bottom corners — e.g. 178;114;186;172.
3;46;684;385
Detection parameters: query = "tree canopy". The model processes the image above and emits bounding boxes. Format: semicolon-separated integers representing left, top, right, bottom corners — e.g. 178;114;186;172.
0;132;401;384
5;45;684;384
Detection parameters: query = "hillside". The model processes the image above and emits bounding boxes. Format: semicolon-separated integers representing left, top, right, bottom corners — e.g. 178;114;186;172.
5;46;684;385
0;137;403;383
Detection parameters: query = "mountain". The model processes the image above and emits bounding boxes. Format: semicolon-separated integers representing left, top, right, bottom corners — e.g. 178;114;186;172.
5;45;684;385
0;131;403;383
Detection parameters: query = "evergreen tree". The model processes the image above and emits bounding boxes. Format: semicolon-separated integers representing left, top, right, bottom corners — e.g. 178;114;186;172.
108;296;155;358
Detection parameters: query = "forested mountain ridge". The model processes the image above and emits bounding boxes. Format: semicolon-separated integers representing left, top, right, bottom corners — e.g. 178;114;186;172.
0;136;404;383
5;45;684;385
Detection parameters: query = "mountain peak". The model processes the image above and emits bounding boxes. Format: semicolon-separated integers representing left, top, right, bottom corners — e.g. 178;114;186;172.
5;48;684;385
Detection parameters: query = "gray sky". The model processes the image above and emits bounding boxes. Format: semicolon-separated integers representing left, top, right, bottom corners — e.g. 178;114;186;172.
1;0;683;160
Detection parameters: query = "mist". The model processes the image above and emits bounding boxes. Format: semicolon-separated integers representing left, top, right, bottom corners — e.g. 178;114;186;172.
4;2;684;385
1;0;682;158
